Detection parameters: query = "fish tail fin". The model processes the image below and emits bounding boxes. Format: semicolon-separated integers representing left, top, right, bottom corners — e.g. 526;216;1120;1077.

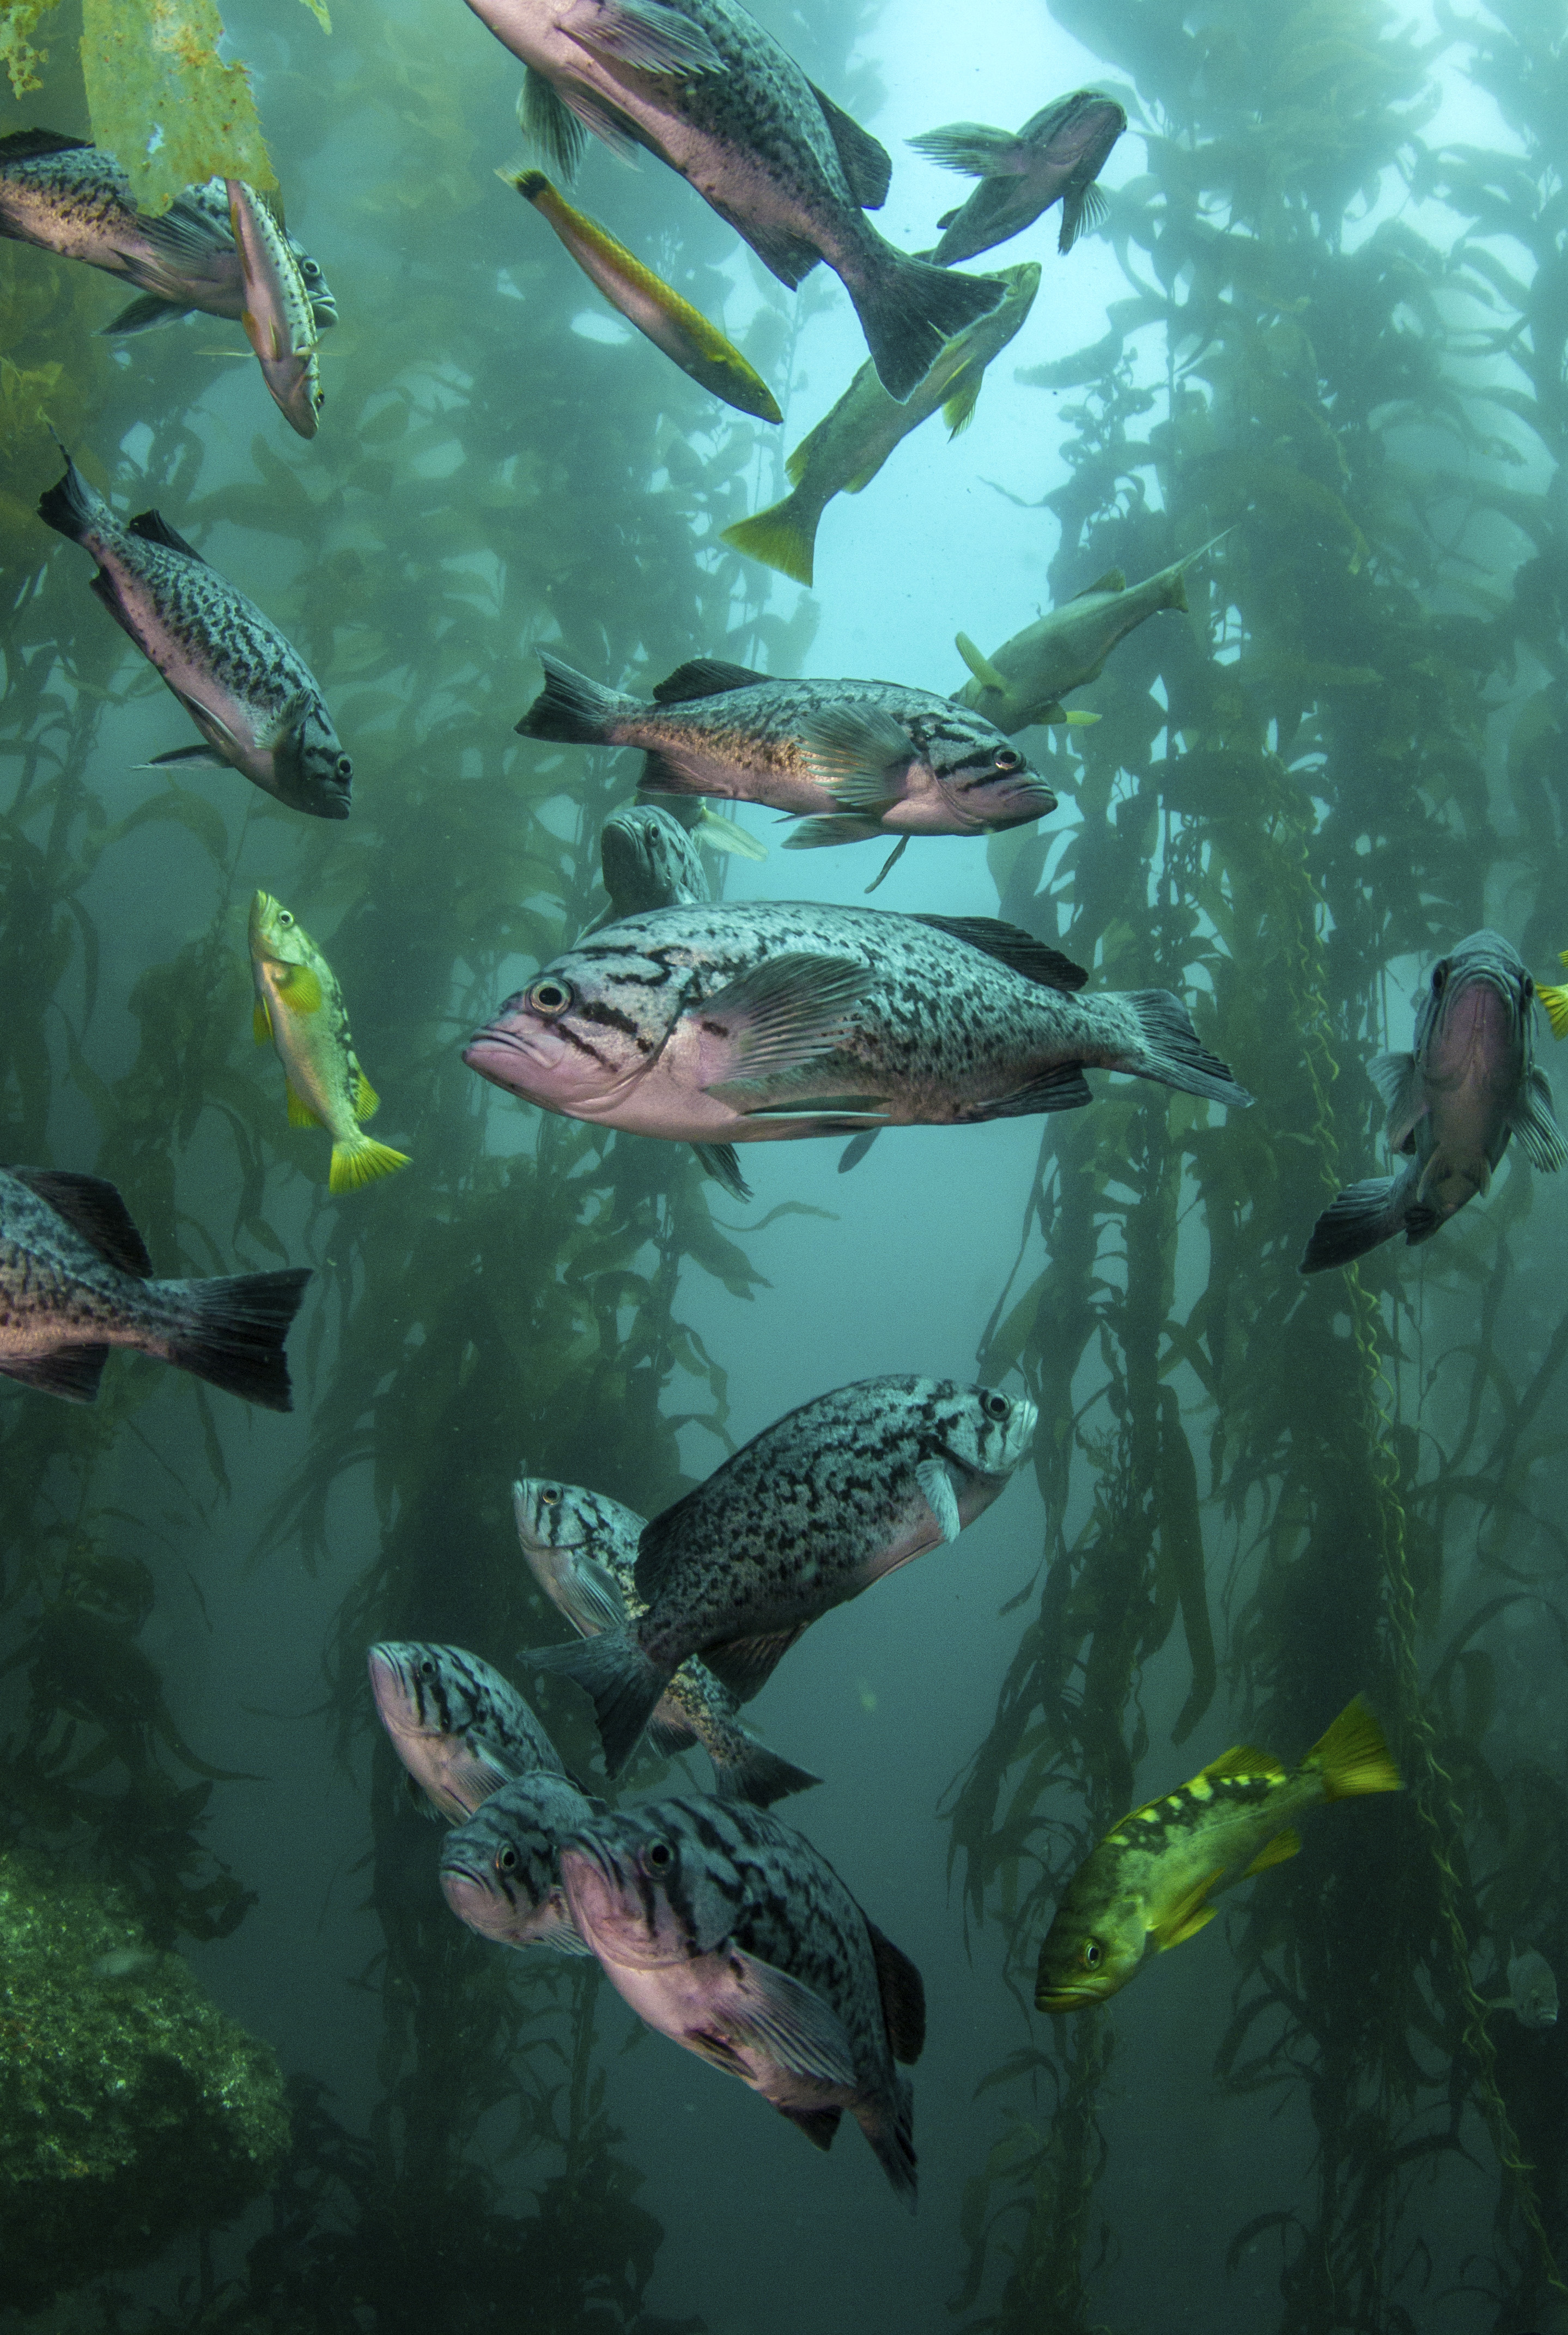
1538;983;1568;1040
1299;1177;1403;1274
329;1133;411;1195
858;2074;918;2213
525;1631;667;1777
37;445;111;545
721;493;818;586
1126;990;1254;1109
162;1266;311;1412
1306;1695;1402;1801
844;242;1004;403
713;1735;823;1810
515;651;637;745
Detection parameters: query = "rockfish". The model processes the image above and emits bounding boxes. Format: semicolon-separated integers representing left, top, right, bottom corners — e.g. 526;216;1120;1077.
226;179;323;439
367;1641;566;1824
249;892;410;1195
910;91;1126;266
440;1771;603;1953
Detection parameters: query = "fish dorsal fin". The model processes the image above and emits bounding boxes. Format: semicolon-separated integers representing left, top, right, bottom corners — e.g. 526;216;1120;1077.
807;83;892;210
1200;1743;1286;1784
1243;1826;1300;1877
1152;1872;1224;1950
0;128;93;161
1075;567;1125;598
864;1918;926;2064
911;914;1088;993
11;1169;154;1276
652;658;770;703
954;632;1008;692
127;509;208;563
1511;1067;1568;1173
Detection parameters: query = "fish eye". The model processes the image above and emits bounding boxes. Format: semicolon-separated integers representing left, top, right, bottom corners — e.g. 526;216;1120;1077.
981;1391;1010;1421
1081;1938;1103;1969
1524;975;1535;999
540;1486;561;1506
416;1654;437;1679
278;911;294;927
335;755;352;781
642;1839;674;1874
496;1846;519;1874
1432;963;1448;994
527;977;574;1017
993;747;1023;771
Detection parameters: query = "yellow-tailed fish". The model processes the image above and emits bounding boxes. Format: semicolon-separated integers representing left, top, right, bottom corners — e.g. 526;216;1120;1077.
248;892;409;1194
503;171;781;425
226;180;323;440
1536;948;1568;1039
1034;1697;1401;2012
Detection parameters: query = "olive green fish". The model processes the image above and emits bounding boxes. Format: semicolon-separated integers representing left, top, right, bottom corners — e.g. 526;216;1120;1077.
722;262;1040;587
953;534;1229;734
248;892;410;1195
1034;1698;1401;2012
505;169;780;422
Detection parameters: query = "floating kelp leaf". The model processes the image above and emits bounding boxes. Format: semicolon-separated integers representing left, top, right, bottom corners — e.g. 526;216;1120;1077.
80;0;277;214
2;0;59;96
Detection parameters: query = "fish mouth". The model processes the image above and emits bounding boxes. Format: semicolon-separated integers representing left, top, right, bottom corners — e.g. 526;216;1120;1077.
463;1024;570;1087
318;792;351;822
988;780;1059;828
1035;1984;1098;2012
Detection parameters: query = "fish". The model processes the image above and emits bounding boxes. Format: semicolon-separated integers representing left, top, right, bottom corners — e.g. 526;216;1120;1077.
721;261;1040;589
463;900;1253;1161
1034;1697;1402;2012
503;169;780;422
513;1474;822;1805
367;1640;567;1825
91;1946;163;1984
248;892;410;1195
37;447;352;820
1302;929;1568;1272
225;179;323;439
514;654;1058;881
0;132;336;338
952;536;1229;735
909;90;1127;267
598;804;712;922
558;1795;926;2206
0;1165;308;1409
1483;1944;1559;2030
1533;948;1568;1039
439;1772;603;1953
525;1375;1037;1775
463;0;1005;401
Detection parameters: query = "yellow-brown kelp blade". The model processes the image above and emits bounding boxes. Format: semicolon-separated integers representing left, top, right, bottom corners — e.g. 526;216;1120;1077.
503;170;782;425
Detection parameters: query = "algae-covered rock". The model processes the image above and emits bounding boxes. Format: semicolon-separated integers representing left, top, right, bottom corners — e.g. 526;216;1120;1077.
0;1850;289;2311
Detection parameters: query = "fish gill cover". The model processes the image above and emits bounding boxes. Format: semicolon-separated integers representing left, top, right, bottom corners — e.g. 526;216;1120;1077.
2;0;1568;2332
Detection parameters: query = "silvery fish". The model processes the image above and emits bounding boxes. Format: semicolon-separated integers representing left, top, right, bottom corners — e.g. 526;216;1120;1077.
1302;930;1567;1272
1487;1945;1559;2030
38;448;352;819
463;0;1004;400
0;132;336;337
515;654;1057;882
910;91;1127;266
439;1771;603;1953
722;262;1040;590
1035;1699;1401;2012
526;1375;1037;1774
463;901;1253;1159
0;1165;308;1409
559;1796;925;2206
226;179;323;439
952;537;1228;735
513;1475;822;1806
367;1640;566;1823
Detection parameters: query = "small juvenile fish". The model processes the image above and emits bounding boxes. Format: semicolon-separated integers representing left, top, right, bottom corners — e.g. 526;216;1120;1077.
722;263;1039;589
1302;931;1567;1272
249;892;410;1195
527;1376;1037;1775
505;169;780;422
559;1795;926;2205
226;179;323;439
38;447;351;820
92;1946;163;1984
464;901;1253;1157
466;0;1005;401
1484;1945;1559;2030
514;1475;821;1806
0;132;336;338
0;1165;308;1408
367;1641;567;1824
1035;1698;1402;2011
515;654;1057;878
1533;947;1568;1041
910;92;1127;266
953;537;1228;734
440;1772;603;1953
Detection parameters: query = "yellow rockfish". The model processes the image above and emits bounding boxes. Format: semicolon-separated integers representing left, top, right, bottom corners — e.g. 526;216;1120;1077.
248;892;409;1194
1035;1697;1401;2011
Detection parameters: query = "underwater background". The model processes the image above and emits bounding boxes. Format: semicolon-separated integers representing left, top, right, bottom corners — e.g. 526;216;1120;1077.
3;0;1568;2330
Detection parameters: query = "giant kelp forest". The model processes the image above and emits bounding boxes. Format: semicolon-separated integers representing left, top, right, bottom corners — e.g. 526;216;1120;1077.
1;1;1566;2332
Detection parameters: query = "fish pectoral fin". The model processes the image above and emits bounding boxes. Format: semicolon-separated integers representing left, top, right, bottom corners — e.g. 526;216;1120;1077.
688;952;870;1091
562;0;722;75
1243;1826;1301;1878
1200;1743;1287;1784
276;965;324;1017
955;631;1007;692
172;690;242;753
10;1169;154;1276
795;704;911;805
722;1096;889;1124
520;65;587;180
1511;1067;1568;1172
1367;1049;1423;1145
1059;179;1109;254
137;745;229;771
253;999;274;1046
445;1743;517;1811
943;367;983;437
693;808;768;861
691;1142;752;1202
354;1069;380;1123
915;1457;963;1545
0;1343;112;1403
906;121;1026;178
782;815;889;850
257;688;315;753
286;1085;323;1129
535;1908;595;1955
561;1553;631;1637
1150;1871;1225;1951
720;1948;858;2087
